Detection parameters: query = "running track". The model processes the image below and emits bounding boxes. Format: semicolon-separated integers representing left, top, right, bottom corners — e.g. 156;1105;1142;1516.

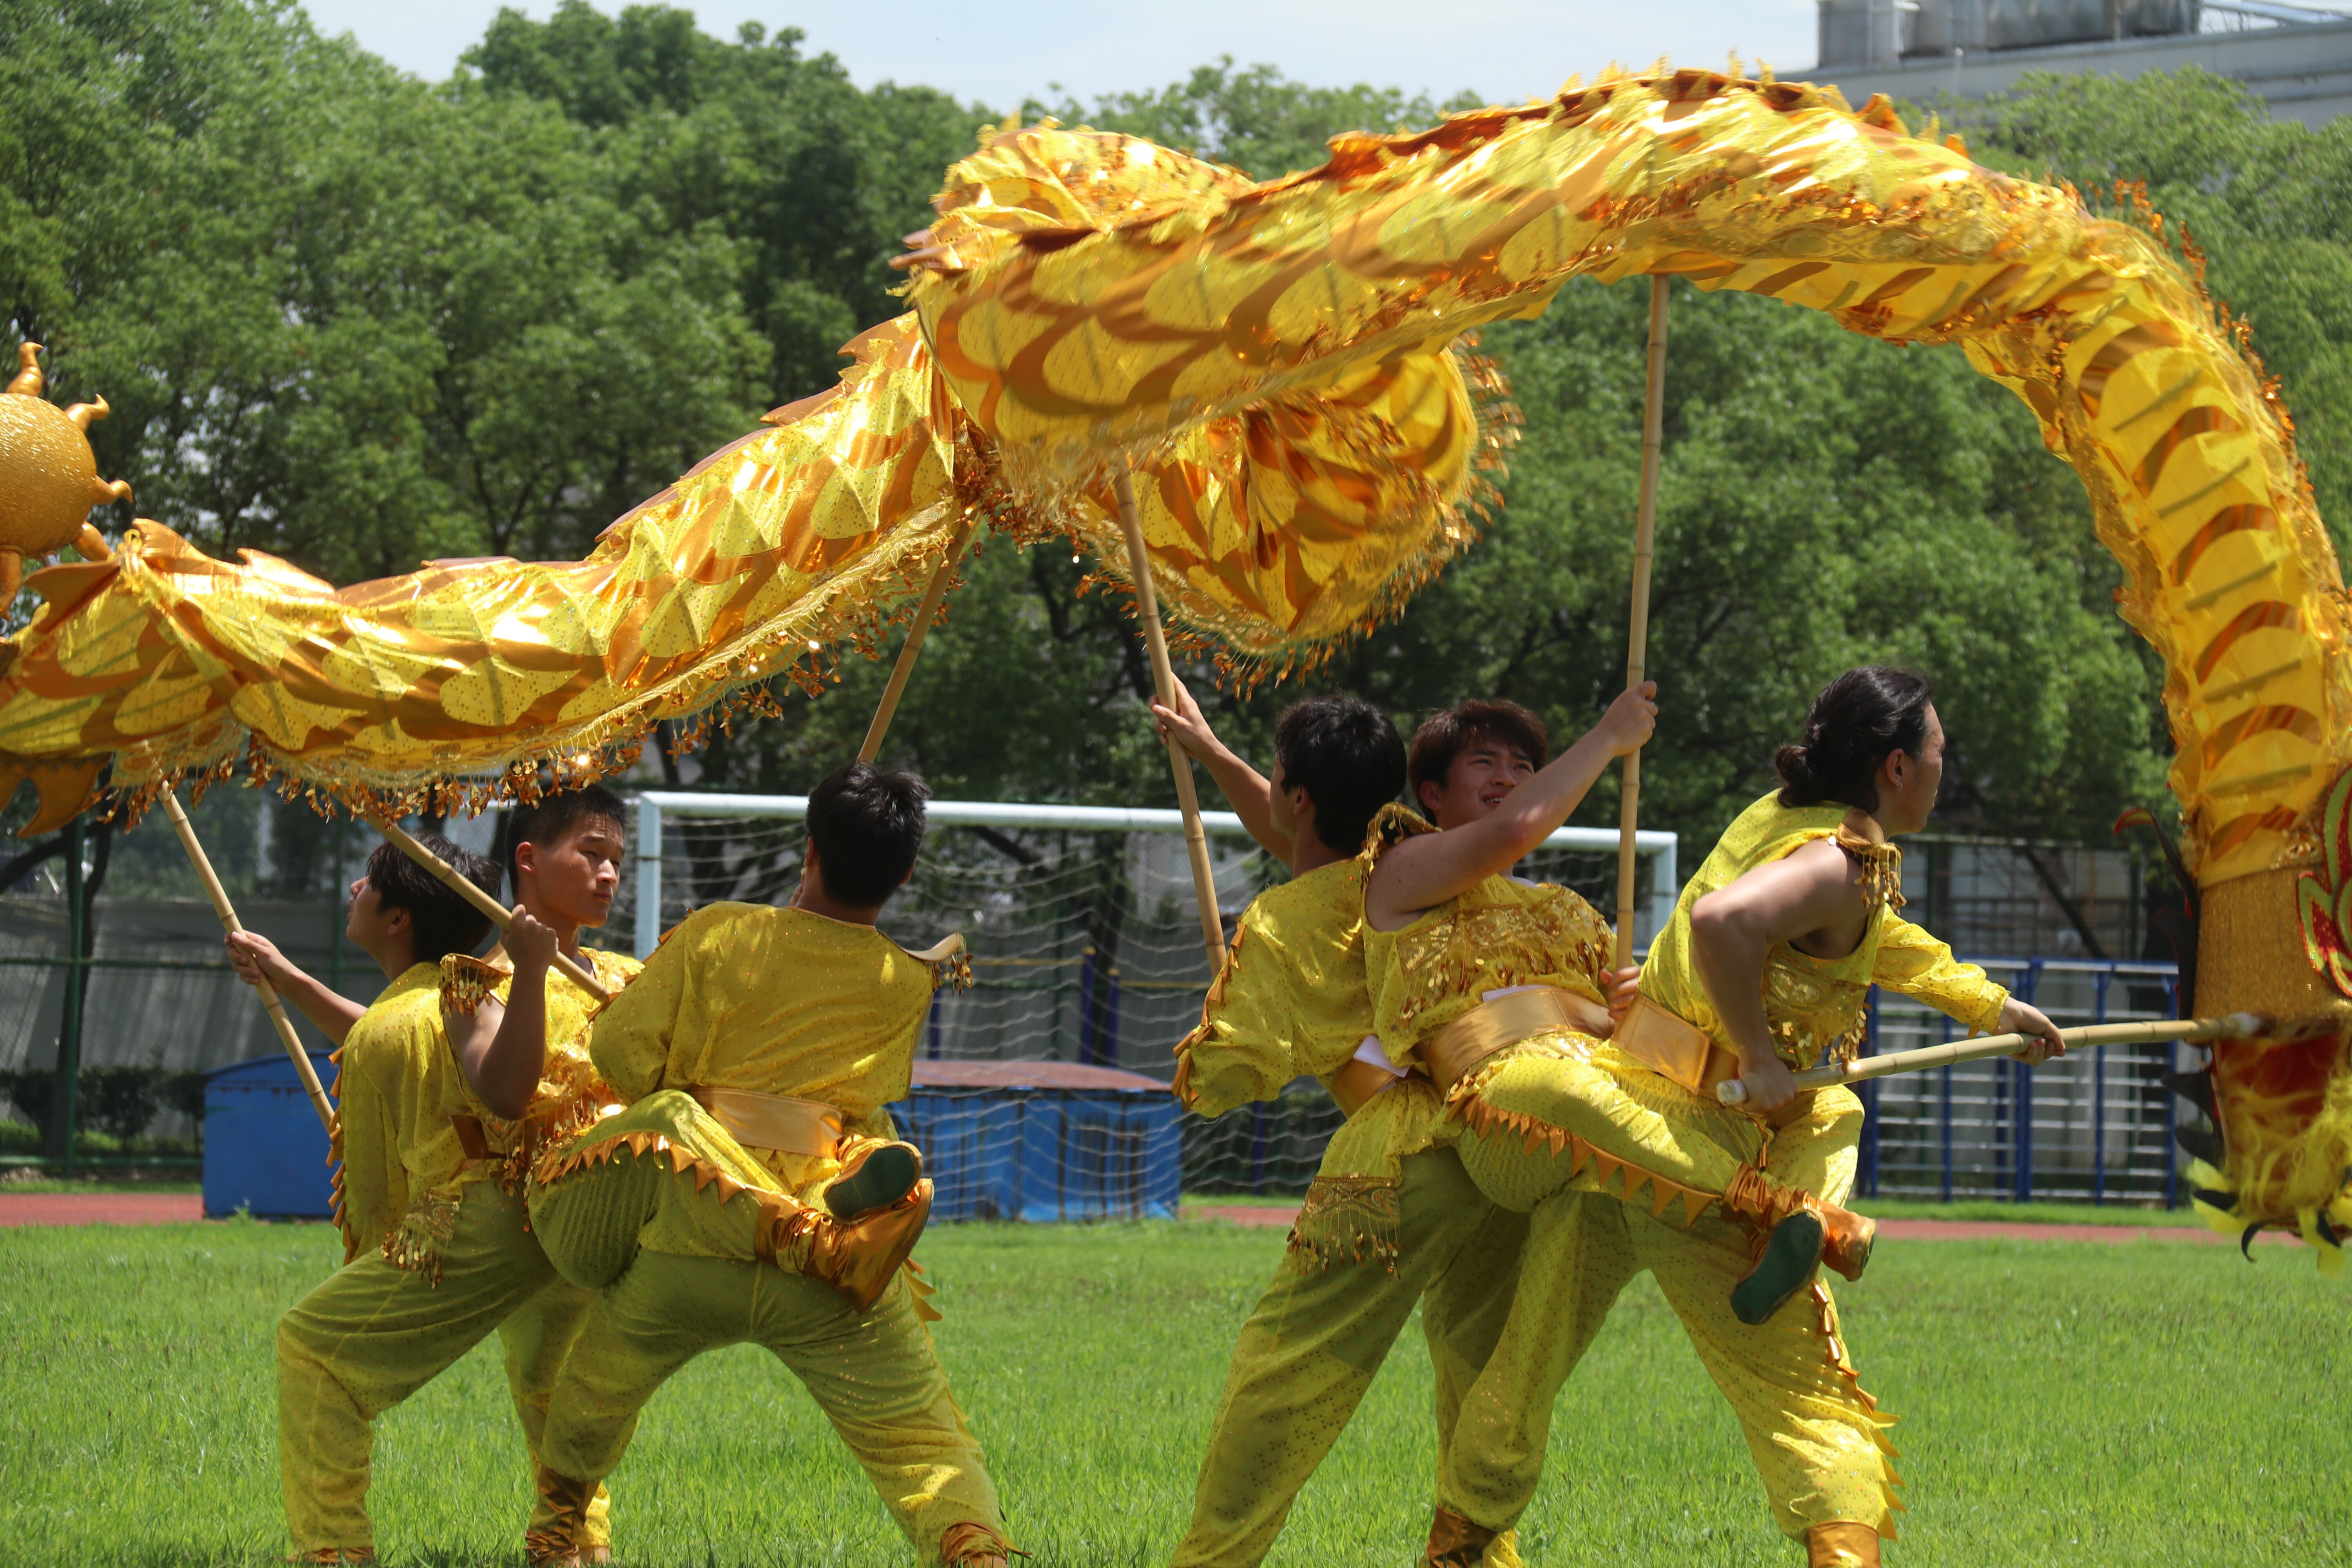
0;1191;2296;1245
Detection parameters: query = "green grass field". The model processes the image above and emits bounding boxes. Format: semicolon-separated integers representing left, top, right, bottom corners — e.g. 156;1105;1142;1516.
1;1218;2342;1567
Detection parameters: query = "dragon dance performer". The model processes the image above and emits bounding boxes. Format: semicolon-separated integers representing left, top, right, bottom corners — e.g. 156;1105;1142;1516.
1158;690;1621;1568
227;829;601;1565
494;762;1014;1568
1405;669;2064;1566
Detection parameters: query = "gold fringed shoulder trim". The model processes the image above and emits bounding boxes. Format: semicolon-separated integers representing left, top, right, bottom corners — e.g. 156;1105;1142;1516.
1287;1176;1404;1272
904;931;973;991
1834;825;1905;913
1356;802;1435;872
439;953;512;1016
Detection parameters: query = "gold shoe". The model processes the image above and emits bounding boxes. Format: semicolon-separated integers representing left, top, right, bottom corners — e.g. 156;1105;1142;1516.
940;1520;1018;1565
768;1178;935;1312
826;1139;924;1221
1809;1521;1882;1566
1820;1205;1877;1282
524;1466;603;1568
1423;1506;1499;1568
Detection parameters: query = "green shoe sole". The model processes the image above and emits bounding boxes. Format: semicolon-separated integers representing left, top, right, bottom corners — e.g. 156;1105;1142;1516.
826;1144;921;1221
1731;1210;1825;1326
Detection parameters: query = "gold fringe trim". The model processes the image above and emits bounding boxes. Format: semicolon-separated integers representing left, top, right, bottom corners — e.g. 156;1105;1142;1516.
532;1127;782;1210
1286;1176;1403;1272
939;1520;1026;1565
1356;802;1436;871
325;1045;358;1263
1448;1091;1716;1227
1834;828;1906;915
1806;1279;1905;1535
437;953;509;1016
383;1187;462;1285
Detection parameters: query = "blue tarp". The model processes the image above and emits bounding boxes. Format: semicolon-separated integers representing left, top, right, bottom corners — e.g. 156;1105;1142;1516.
203;1052;336;1219
898;1064;1180;1222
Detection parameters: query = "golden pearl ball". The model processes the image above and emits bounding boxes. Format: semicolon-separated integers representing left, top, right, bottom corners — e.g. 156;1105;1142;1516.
0;393;100;557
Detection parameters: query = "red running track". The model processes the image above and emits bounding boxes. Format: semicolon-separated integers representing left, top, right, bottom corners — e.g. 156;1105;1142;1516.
0;1192;204;1227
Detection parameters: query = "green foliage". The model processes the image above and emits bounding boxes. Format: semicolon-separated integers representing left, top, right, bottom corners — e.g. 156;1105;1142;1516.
11;3;2351;860
2;1219;2347;1563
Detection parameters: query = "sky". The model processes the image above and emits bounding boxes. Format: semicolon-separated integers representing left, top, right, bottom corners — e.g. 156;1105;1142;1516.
297;0;1824;109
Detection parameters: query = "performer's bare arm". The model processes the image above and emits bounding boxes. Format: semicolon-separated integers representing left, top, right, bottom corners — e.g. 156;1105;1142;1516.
1691;840;2066;1111
1365;683;1656;931
1153;679;1288;860
225;932;366;1045
452;906;555;1120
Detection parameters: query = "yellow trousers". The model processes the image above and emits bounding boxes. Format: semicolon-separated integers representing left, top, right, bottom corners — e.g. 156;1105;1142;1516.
530;1114;1010;1566
276;1180;610;1556
1450;1070;1898;1542
1172;1145;1550;1568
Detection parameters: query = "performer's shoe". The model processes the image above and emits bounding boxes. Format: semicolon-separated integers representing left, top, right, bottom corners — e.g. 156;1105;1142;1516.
524;1466;609;1567
1731;1209;1825;1325
939;1521;1019;1566
1819;1205;1876;1282
768;1178;935;1312
826;1140;924;1221
1808;1521;1882;1566
1423;1506;1500;1568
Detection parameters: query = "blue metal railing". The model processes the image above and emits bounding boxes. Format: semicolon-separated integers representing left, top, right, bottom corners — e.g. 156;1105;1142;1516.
1857;957;2183;1205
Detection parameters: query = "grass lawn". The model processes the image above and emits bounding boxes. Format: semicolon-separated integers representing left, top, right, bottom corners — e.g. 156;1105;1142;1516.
1;1217;2341;1567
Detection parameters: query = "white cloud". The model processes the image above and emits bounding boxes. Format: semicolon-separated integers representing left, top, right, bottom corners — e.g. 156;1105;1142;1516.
300;0;1823;109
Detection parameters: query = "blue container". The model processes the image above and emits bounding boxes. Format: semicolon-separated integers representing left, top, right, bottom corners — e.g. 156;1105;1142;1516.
899;1060;1180;1222
203;1052;338;1219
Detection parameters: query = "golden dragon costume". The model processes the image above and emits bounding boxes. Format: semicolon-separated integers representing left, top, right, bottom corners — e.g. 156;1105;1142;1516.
0;46;2345;1426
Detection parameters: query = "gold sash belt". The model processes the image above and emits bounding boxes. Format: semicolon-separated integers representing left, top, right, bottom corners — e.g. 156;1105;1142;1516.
1327;1057;1409;1118
1424;987;1607;1089
1613;993;1742;1096
685;1085;843;1158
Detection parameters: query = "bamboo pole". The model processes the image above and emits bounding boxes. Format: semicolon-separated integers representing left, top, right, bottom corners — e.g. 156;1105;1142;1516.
1113;472;1227;968
1715;1013;2263;1106
860;513;976;763
1613;275;1672;971
370;816;612;1002
160;793;337;1134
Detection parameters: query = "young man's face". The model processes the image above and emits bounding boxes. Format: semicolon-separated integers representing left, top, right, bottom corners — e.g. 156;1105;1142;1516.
1268;758;1309;841
515;815;624;929
345;874;411;964
1875;704;1946;837
1417;739;1537;831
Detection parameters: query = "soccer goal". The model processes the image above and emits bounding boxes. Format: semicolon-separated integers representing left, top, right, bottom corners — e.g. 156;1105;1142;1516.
615;791;1677;1210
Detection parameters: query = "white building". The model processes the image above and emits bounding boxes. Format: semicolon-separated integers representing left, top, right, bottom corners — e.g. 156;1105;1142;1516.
1814;0;2352;124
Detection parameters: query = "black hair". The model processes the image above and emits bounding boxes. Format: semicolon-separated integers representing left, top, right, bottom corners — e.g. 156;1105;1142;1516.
1406;700;1550;814
806;761;928;907
363;836;497;965
1273;695;1406;855
500;783;627;898
1775;666;1936;814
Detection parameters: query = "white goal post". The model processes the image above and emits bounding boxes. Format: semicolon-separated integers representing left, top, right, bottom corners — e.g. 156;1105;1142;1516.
630;790;1678;960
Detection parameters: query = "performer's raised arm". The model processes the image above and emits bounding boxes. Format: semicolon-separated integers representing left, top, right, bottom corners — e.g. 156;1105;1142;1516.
1366;682;1655;928
226;929;365;1044
1152;678;1289;859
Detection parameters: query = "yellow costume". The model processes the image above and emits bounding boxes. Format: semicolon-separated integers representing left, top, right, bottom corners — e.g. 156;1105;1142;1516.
1169;859;1628;1568
276;948;635;1563
526;903;1011;1568
1423;796;2011;1548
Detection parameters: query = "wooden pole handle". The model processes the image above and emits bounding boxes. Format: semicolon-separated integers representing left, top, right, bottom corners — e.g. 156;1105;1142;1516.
160;793;337;1134
1113;472;1228;969
860;511;975;764
1715;1013;2263;1105
371;817;611;1002
1613;275;1673;970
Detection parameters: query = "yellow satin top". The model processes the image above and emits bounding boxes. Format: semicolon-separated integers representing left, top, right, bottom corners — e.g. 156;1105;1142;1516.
1359;807;1617;1072
1175;860;1373;1119
438;944;645;1171
328;963;466;1261
588;902;947;1189
1642;792;2010;1071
